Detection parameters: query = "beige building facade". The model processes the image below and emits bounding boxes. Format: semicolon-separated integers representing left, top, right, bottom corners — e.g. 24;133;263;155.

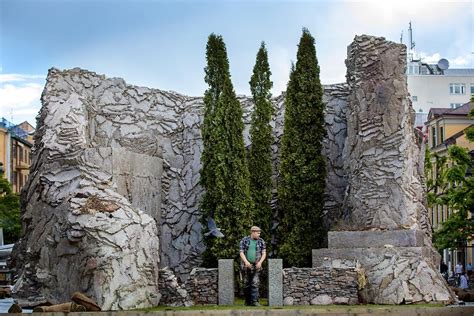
426;102;474;272
0;118;34;193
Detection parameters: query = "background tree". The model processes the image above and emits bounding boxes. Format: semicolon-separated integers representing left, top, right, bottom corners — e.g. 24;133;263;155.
427;96;474;251
0;162;21;244
426;146;474;250
248;42;274;250
277;28;327;267
200;34;253;265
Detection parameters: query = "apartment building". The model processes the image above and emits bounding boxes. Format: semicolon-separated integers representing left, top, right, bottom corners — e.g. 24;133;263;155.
0;118;34;193
426;101;474;270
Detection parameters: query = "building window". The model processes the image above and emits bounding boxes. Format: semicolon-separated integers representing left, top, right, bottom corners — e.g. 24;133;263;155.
412;96;418;102
450;103;462;109
439;126;444;143
19;146;23;162
12;144;17;159
12;171;17;186
471;83;474;95
407;62;420;75
449;83;465;95
431;126;437;147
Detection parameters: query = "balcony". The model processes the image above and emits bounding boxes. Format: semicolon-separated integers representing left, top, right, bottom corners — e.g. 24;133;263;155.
14;160;29;170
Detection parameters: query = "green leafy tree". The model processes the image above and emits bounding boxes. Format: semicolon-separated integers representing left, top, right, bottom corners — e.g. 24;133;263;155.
0;163;21;244
200;34;253;266
248;42;274;249
427;96;474;251
426;146;474;250
277;28;327;267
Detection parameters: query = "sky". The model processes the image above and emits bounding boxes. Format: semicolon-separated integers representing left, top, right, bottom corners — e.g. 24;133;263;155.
0;0;473;126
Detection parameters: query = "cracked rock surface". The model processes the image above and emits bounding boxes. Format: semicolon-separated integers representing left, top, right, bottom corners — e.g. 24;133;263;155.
11;34;449;308
313;35;453;305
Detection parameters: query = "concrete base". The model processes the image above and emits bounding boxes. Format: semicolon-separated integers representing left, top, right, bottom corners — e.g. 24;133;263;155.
313;230;455;305
328;230;425;248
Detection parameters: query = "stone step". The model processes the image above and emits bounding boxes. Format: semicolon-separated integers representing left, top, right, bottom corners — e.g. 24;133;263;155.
327;229;425;249
313;246;435;268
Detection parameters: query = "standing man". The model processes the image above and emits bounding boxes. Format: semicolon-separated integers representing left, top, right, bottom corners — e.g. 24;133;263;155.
239;226;266;306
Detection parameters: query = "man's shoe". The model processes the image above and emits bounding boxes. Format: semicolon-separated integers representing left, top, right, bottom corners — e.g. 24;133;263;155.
8;303;22;313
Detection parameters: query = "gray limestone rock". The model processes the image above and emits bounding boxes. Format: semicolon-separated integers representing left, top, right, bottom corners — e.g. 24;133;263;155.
11;33;449;308
312;35;454;305
11;70;162;310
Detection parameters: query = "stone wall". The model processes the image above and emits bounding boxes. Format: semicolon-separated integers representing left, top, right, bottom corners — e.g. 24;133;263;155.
158;267;217;306
185;268;218;305
283;262;359;306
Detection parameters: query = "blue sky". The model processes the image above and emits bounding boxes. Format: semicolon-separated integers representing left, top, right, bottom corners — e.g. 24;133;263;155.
1;0;473;126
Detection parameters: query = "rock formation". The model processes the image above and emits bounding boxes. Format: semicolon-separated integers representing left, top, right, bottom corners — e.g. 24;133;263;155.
10;69;162;309
11;34;452;308
313;35;453;304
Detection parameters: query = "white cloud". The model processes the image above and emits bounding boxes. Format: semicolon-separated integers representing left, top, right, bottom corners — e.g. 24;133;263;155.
0;74;44;83
0;80;43;125
269;46;293;95
416;51;473;67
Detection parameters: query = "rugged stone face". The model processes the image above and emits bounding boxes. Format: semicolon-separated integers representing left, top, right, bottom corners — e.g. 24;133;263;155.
343;35;430;234
12;34;448;307
313;35;453;305
321;84;349;228
10;69;162;309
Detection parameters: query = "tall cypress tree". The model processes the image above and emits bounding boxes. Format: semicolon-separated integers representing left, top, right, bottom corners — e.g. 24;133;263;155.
277;28;326;267
200;34;253;265
248;42;274;247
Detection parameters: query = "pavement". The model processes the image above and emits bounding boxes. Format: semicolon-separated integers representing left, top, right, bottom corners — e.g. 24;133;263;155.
1;298;474;315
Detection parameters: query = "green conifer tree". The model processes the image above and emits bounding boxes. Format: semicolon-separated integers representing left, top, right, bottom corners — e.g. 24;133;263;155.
200;34;253;265
248;42;274;249
277;28;327;267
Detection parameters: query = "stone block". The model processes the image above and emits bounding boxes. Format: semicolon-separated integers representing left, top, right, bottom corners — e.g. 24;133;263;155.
312;246;431;268
268;259;283;306
218;259;234;305
328;230;425;249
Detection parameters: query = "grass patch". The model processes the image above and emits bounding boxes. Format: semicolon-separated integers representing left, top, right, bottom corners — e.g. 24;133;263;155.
138;298;444;312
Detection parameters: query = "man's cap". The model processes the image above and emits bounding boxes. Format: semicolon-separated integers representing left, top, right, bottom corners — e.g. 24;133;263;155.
251;226;262;232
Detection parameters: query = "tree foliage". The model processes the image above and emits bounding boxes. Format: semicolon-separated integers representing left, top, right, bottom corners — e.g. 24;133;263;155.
426;146;474;250
277;29;327;267
200;34;253;265
0;163;21;244
248;42;274;249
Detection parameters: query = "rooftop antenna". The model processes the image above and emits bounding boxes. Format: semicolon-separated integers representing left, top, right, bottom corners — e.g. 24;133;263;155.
400;30;403;44
408;21;416;61
408;21;415;50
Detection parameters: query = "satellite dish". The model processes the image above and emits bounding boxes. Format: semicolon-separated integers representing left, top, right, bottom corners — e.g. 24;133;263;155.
437;58;450;70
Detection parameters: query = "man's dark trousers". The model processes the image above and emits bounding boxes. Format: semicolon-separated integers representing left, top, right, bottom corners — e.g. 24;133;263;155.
242;265;260;305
